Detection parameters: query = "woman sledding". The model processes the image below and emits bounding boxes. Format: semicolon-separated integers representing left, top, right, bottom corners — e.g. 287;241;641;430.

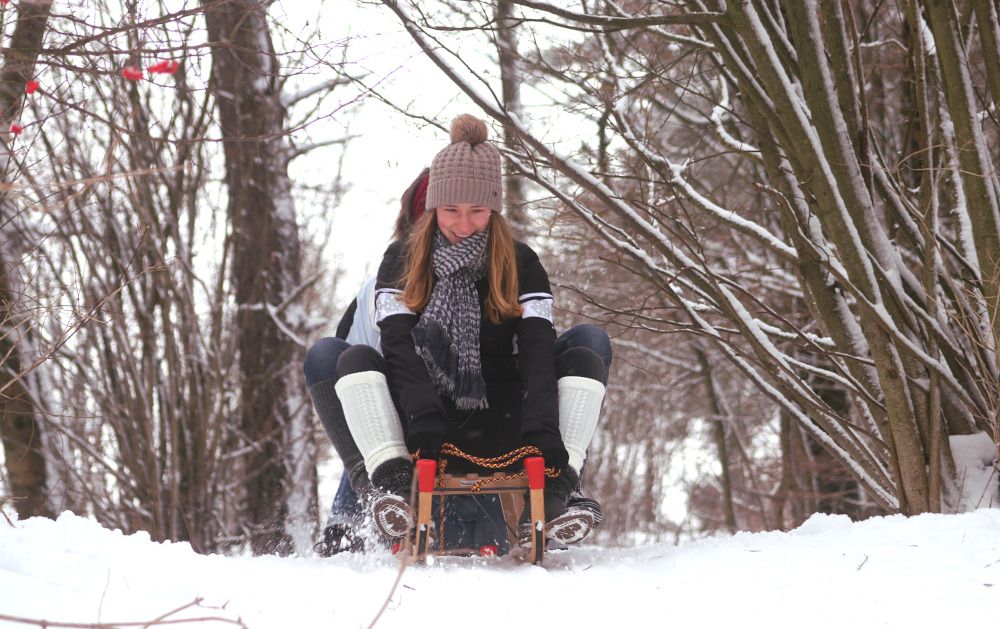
321;113;610;549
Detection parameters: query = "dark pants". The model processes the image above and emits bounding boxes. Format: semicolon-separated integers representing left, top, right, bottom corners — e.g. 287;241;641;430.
303;324;611;537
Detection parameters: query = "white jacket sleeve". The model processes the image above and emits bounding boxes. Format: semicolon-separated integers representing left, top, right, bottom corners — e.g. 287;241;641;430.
345;275;382;353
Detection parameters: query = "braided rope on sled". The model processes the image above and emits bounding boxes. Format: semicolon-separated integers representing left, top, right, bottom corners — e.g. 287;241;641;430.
416;442;560;492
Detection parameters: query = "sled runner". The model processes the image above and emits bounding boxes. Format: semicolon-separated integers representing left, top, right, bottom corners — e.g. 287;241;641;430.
399;450;550;565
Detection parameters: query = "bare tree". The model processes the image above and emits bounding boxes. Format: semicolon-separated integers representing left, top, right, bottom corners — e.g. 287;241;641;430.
204;0;316;555
4;1;247;549
0;0;350;555
383;0;1000;534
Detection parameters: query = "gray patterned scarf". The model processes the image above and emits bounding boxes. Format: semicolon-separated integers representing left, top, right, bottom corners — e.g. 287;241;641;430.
412;228;490;410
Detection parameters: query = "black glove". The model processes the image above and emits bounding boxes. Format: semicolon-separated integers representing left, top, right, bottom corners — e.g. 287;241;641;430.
405;412;448;460
522;428;569;472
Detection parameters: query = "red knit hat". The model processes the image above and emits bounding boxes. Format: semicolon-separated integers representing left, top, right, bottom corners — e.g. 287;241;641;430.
411;171;429;223
394;168;431;241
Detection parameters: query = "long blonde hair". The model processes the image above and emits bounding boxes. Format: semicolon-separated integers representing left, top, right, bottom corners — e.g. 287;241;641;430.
401;211;522;324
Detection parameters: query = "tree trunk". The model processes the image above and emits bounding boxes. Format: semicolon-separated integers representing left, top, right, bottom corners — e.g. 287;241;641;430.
0;0;54;521
924;0;1000;373
495;0;527;235
203;0;315;555
694;344;738;532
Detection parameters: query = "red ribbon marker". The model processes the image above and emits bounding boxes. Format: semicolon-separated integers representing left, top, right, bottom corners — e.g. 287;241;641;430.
25;80;39;94
121;66;143;81
148;60;179;75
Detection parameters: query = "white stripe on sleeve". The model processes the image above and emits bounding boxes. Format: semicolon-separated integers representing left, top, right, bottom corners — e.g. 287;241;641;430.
375;289;415;322
520;295;553;322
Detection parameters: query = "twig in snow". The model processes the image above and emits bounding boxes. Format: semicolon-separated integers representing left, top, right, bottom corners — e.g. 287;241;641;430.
975;466;998;509
0;496;17;527
98;567;112;623
368;553;412;629
0;596;248;627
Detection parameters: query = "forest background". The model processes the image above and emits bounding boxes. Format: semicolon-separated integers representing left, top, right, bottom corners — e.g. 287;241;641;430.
1;0;998;557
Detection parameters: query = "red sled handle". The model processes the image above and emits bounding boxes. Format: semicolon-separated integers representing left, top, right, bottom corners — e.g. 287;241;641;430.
524;456;545;490
523;456;546;564
413;459;437;561
416;458;437;492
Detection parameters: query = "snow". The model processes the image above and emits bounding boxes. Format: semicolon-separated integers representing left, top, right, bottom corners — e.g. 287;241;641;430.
285;386;317;556
919;14;937;56
2;509;1000;628
711;78;761;157
951;432;999;511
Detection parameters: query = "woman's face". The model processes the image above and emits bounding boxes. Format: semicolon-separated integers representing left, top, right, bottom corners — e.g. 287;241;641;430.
435;204;491;244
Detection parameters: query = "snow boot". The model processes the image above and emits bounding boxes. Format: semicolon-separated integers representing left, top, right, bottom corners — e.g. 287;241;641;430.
566;491;603;528
518;467;596;546
314;522;364;557
543;508;596;546
369;457;414;540
334;370;413;540
520;375;606;547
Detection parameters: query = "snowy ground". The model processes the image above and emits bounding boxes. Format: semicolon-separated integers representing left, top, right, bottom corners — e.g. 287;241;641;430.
2;509;999;629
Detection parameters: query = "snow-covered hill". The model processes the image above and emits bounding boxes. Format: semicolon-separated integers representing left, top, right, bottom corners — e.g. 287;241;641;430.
1;509;998;628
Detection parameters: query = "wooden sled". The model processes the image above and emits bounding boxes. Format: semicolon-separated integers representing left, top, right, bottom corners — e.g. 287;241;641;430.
401;456;548;565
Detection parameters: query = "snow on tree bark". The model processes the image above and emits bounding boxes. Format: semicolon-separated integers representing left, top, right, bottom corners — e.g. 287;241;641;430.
924;0;1000;375
204;0;315;555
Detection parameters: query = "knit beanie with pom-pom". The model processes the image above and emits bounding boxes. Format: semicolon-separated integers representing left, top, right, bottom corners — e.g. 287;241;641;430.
425;114;503;214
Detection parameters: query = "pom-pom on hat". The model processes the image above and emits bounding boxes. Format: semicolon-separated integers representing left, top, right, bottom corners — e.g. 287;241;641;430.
425;114;503;214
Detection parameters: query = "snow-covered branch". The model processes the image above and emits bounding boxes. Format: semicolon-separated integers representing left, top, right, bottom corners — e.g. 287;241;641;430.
281;77;352;108
511;0;723;29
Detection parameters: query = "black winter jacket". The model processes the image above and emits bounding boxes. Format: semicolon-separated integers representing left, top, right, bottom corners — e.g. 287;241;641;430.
374;239;560;463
